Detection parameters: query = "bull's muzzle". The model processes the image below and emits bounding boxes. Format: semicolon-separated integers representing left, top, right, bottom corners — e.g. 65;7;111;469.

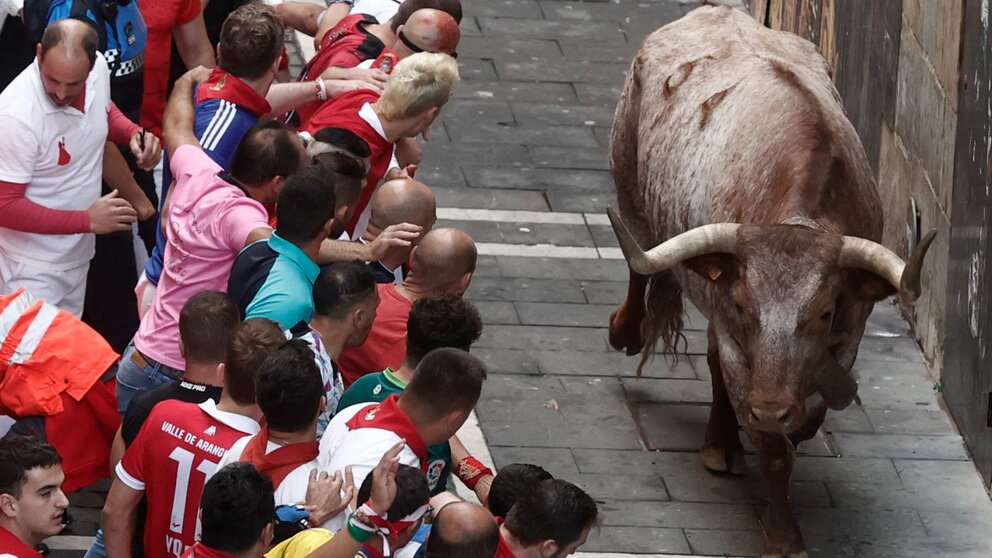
747;394;803;433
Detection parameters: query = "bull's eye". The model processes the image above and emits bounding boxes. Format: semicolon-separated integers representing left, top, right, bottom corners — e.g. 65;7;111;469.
735;302;745;314
821;311;834;322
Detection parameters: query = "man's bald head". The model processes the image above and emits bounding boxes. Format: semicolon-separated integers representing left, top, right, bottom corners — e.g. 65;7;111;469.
398;9;461;57
39;19;98;67
409;228;477;294
370;179;437;235
425;502;499;558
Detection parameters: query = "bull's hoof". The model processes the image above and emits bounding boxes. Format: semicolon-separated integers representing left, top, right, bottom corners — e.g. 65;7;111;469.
608;307;644;356
700;445;746;476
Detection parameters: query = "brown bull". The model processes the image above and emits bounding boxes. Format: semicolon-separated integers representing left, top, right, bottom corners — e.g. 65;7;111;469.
607;7;934;557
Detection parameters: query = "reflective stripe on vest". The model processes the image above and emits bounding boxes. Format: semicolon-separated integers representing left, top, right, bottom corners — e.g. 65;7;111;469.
0;289;60;367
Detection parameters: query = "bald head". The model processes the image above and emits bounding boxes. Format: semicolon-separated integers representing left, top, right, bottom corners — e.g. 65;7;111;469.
370;179;437;234
425;502;499;558
409;228;477;294
398;9;460;56
40;19;98;67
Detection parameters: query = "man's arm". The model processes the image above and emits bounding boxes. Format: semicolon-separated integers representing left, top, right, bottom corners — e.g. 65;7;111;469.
102;144;155;221
173;13;216;71
449;435;494;505
264;79;381;116
101;479;143;558
317;223;421;265
313;2;354;48
162;67;211;155
276;1;327;37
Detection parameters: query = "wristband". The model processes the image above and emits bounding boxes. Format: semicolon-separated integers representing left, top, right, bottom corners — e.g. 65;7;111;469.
455;456;494;490
347;513;376;544
315;78;328;102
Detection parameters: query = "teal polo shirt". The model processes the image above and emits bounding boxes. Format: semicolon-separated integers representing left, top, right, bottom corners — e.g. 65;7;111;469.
227;232;321;332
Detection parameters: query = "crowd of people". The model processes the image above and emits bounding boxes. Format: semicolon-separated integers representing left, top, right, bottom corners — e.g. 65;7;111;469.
0;1;600;557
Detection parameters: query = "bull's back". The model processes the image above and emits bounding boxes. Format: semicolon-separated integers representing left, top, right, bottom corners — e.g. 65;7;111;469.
612;6;878;241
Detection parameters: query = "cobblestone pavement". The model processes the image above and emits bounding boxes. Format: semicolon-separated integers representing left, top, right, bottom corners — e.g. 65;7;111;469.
45;1;992;557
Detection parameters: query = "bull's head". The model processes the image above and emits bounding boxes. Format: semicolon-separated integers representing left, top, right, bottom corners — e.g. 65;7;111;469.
608;208;935;434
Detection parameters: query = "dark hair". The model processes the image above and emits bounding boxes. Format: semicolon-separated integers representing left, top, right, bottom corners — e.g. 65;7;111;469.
357;465;429;519
230;120;304;187
487;464;553;519
406;297;483;364
40;19;98;66
425;502;499;558
312;261;376;320
255;340;323;433
224;318;286;405
403;348;487;420
312;127;372;159
275;166;337;245
200;462;275;553
0;436;62;499
219;3;285;79
313;153;367;206
179;291;241;364
503;480;598;549
391;0;463;31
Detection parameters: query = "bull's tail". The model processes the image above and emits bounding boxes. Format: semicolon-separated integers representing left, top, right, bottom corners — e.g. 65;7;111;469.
637;270;687;376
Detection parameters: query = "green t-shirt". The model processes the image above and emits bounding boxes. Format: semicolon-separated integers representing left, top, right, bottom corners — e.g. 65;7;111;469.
338;369;453;495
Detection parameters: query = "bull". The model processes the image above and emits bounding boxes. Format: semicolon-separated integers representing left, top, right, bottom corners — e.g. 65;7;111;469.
606;6;934;557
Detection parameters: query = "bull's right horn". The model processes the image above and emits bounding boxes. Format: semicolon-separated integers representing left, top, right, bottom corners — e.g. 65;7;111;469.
607;207;740;275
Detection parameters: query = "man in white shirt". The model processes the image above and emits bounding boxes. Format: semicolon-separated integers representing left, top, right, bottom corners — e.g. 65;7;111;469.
0;19;159;315
317;347;486;531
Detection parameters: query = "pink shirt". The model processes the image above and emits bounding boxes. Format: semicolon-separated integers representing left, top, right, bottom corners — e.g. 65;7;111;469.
134;145;269;369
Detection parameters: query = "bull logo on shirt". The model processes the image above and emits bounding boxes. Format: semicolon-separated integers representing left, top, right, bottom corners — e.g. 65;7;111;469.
211;74;228;91
364;407;379;421
57;137;71;166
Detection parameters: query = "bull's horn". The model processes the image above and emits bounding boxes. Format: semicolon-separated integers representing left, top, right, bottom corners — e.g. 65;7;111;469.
607;207;740;275
837;230;936;303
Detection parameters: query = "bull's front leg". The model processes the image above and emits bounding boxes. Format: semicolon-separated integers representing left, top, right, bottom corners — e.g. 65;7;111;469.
757;433;806;558
701;324;746;475
608;269;647;355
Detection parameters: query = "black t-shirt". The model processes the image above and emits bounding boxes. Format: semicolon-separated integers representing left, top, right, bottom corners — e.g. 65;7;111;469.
121;379;223;445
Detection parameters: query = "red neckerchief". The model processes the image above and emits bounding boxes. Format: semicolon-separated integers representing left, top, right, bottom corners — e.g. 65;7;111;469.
180;543;238;558
69;87;86;112
494;520;518;558
240;429;319;488
196;67;272;118
345;395;428;469
0;526;44;558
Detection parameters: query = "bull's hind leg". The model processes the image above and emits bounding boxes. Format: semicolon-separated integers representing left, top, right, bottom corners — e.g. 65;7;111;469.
609;271;647;355
757;433;806;557
701;324;746;475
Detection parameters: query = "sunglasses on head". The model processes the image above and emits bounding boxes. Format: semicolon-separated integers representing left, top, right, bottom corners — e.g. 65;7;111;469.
398;30;458;59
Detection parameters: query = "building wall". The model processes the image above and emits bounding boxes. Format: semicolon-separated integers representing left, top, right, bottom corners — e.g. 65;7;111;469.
747;0;960;378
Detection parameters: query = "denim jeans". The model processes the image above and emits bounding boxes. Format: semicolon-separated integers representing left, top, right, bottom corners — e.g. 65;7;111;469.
115;341;183;414
84;527;107;558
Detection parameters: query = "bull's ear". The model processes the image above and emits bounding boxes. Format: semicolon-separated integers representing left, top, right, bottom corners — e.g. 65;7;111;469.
847;269;896;301
684;253;739;285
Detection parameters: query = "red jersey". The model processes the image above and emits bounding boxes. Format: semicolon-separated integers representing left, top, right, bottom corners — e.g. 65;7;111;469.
292;14;386;124
338;283;411;387
138;0;201;137
301;89;394;235
116;400;260;558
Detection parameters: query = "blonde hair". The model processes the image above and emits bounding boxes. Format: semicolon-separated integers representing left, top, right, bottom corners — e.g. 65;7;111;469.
376;52;459;120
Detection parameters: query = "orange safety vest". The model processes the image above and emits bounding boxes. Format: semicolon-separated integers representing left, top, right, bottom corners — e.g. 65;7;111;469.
0;289;119;417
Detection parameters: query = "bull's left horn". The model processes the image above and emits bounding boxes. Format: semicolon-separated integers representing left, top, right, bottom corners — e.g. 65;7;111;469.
607;207;740;275
837;230;937;304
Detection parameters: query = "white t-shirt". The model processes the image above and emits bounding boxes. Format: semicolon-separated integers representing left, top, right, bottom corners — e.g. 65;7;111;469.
351;0;402;24
218;435;319;507
0;55;111;269
317;402;420;531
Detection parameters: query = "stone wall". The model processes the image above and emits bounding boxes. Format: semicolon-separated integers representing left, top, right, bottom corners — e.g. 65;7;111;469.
747;0;961;377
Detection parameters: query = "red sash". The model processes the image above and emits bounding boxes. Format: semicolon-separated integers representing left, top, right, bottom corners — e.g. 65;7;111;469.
196;68;272;118
239;429;319;488
345;395;428;469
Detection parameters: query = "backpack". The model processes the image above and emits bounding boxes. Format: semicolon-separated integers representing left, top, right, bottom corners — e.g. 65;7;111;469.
22;0;146;77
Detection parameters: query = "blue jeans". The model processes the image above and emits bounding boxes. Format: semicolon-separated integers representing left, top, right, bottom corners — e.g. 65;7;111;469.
115;341;183;414
84;528;107;558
